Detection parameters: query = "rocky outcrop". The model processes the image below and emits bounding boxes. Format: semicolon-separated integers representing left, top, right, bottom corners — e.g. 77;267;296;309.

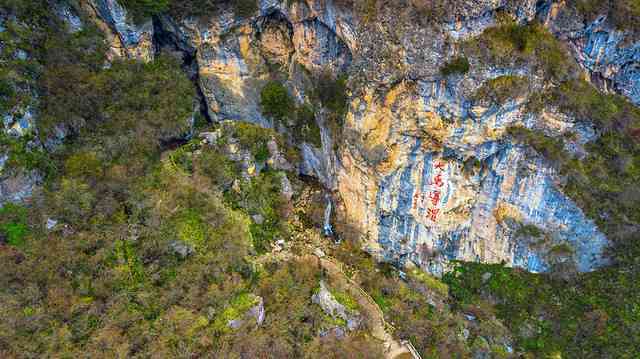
82;0;154;61
542;4;640;105
0;170;40;206
312;280;362;331
154;1;351;193
227;295;265;329
161;1;352;124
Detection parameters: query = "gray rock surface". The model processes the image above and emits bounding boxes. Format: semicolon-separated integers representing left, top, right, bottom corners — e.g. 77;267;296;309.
311;281;361;331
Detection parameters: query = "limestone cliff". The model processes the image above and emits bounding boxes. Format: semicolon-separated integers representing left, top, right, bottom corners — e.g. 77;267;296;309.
5;0;640;276
155;0;619;275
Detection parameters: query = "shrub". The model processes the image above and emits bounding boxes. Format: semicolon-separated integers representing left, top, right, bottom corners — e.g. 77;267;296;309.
409;269;449;297
260;81;294;121
0;203;30;247
225;170;287;254
168;0;256;19
50;178;96;226
552;79;640;130
440;56;470;76
197;148;239;189
260;81;323;147
294;104;322;147
232;0;258;18
317;73;348;117
232;122;275;162
174;209;207;249
570;0;640;33
349;0;379;23
330;288;360;312
506;126;565;163
168;0;216;19
515;223;544;238
0;133;52;175
473;75;529;104
113;239;146;288
120;0;171;22
64;151;102;180
467;22;575;81
212;293;260;333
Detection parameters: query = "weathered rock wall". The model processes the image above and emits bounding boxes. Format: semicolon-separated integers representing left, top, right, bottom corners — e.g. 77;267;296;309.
6;0;640;275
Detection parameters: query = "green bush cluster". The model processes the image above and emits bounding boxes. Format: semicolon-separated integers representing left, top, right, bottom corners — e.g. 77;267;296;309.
316;73;349;118
440;56;470;76
231;121;275;162
294;104;323;147
211;293;259;333
467;21;575;81
315;72;349;138
473;75;529;104
0;134;53;176
0;203;30;247
330;288;360;312
260;81;294;121
552;79;640;131
506;126;565;163
443;256;640;357
119;0;171;21
260;81;323;147
197;147;239;189
226;170;288;254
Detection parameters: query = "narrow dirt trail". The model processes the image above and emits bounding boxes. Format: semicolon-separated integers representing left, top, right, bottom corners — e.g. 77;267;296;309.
315;255;417;359
257;213;419;358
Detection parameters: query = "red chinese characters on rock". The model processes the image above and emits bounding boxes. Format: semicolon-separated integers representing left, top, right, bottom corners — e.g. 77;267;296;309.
426;160;446;222
410;160;447;222
426;208;440;222
428;190;441;206
431;173;444;188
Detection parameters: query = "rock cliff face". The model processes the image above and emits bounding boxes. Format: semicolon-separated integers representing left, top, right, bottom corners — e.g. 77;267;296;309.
330;1;615;275
337;76;608;274
84;0;155;61
7;0;640;275
542;4;640;106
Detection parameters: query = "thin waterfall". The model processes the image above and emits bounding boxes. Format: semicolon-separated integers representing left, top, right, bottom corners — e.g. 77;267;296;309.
323;194;334;237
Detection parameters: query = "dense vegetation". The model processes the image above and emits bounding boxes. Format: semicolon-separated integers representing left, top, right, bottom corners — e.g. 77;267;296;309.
443;255;640;357
0;2;380;357
328;236;513;358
